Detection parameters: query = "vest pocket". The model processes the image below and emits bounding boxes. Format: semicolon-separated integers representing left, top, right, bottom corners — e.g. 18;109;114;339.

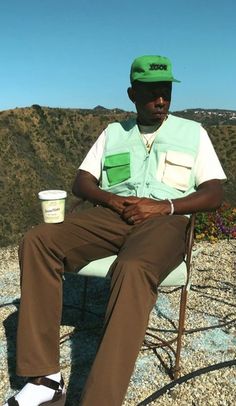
160;151;194;191
104;152;131;186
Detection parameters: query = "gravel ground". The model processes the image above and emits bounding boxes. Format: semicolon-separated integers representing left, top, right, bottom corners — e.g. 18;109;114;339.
0;240;235;405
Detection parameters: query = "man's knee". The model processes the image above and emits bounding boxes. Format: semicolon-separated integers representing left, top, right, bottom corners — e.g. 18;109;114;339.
19;223;64;260
22;223;53;244
111;256;156;284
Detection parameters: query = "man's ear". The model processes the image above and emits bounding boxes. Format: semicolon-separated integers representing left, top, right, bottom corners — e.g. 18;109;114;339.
127;87;136;103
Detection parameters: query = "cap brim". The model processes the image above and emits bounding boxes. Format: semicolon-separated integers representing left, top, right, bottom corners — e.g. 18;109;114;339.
132;77;181;83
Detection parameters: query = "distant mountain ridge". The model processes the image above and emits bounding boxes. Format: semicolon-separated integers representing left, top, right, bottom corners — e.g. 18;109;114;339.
172;108;236;125
91;106;236;125
0;106;235;246
6;105;235;125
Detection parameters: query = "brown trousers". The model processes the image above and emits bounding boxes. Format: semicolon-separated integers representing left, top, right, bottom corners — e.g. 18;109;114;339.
16;206;188;406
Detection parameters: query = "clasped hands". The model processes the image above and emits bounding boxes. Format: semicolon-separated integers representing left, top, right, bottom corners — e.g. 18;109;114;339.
108;195;170;225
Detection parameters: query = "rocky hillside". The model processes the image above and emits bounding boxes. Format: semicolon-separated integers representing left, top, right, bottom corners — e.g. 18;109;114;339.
0;106;235;246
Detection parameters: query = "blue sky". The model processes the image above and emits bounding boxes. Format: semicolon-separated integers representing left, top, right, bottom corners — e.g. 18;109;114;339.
0;0;235;112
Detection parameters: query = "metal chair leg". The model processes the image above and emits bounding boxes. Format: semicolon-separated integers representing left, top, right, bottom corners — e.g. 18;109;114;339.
173;286;188;379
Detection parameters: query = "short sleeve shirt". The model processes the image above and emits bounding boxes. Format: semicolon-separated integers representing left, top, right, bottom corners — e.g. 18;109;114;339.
79;126;227;186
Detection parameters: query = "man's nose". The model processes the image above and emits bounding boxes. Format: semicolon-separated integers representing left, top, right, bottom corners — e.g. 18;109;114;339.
154;96;165;106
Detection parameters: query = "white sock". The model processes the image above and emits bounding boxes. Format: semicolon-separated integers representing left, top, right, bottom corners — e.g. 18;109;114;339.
4;372;63;406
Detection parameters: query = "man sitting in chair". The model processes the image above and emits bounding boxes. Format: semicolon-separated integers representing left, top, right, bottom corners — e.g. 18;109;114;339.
4;55;226;406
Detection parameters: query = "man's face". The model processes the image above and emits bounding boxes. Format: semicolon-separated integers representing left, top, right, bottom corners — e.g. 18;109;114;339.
128;81;172;125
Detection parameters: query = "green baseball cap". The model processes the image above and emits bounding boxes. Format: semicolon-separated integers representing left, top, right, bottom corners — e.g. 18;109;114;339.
130;55;180;84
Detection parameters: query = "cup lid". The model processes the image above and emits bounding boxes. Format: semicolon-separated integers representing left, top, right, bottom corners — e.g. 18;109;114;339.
38;190;67;200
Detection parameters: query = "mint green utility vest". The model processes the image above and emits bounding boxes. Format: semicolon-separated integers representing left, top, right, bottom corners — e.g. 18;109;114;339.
101;114;201;200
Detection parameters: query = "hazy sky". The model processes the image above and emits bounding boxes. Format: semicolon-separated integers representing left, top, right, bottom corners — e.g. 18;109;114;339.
0;0;235;112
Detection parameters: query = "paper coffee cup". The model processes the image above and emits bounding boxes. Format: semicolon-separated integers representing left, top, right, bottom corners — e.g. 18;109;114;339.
38;190;67;223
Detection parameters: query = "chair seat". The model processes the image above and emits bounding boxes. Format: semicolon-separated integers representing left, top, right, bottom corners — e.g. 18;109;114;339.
78;255;187;287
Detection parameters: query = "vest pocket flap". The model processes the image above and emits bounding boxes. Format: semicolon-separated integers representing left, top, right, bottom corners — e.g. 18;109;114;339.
161;150;194;191
104;152;130;168
165;150;194;168
104;152;131;186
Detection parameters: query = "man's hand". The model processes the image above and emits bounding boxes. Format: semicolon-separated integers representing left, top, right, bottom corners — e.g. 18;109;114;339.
121;198;170;224
106;195;140;215
72;171;171;224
